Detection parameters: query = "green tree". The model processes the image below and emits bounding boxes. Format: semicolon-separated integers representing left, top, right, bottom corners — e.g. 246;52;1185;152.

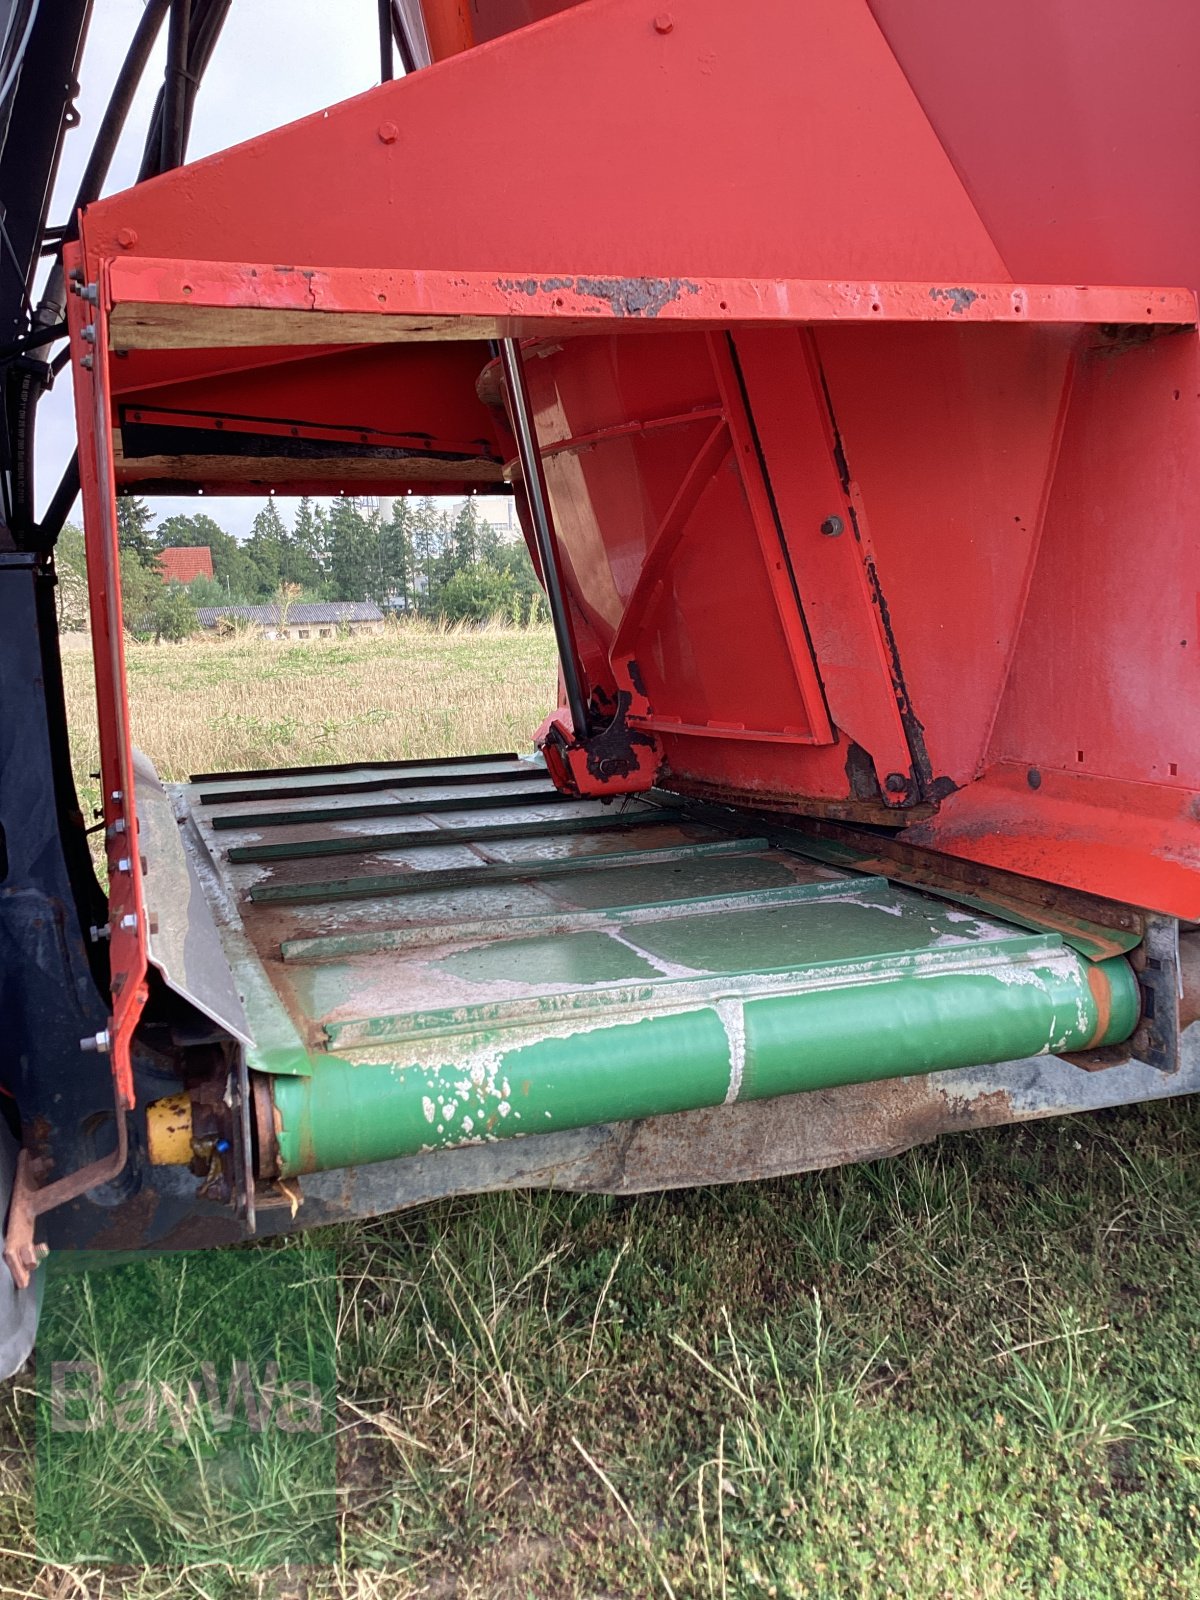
119;556;162;635
449;498;481;569
492;538;548;620
185;573;227;607
327;498;377;601
245;499;290;596
380;500;413;608
438;565;518;623
293;496;330;591
116;495;159;570
55;521;90;630
149;581;198;642
155;511;258;600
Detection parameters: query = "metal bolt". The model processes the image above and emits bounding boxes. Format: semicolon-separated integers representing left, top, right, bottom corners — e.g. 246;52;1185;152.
116;227;138;249
110;790;123;802
80;354;93;369
80;1030;111;1054
116;857;131;873
109;817;126;836
120;912;138;931
80;323;96;343
89;923;111;942
68;265;84;285
884;772;908;794
654;11;674;31
820;515;844;537
80;283;98;304
377;121;398;144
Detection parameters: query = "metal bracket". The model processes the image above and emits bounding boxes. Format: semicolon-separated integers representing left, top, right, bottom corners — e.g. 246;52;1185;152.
1131;913;1181;1073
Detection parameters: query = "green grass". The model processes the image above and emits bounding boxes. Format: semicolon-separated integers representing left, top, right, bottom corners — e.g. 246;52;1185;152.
3;629;1199;1596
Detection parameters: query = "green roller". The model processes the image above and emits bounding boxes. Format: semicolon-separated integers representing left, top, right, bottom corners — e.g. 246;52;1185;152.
264;951;1138;1179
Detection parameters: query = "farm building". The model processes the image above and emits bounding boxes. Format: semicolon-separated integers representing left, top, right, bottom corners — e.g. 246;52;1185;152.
194;601;385;640
159;545;214;584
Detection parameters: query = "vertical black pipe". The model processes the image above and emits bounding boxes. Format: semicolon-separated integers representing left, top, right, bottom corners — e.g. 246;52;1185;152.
499;337;591;739
377;0;394;79
159;0;191;173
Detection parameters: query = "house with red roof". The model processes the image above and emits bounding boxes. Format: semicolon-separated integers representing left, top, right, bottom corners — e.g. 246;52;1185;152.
158;546;214;585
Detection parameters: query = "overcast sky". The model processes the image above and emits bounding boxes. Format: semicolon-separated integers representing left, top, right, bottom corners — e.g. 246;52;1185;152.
39;1;408;539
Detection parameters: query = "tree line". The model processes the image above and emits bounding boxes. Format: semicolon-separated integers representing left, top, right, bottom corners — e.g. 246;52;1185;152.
58;494;549;640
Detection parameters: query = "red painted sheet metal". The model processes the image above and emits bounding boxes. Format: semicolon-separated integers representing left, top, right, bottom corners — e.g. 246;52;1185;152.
868;0;1200;296
100;258;1193;336
80;0;1009;286
65;246;147;1108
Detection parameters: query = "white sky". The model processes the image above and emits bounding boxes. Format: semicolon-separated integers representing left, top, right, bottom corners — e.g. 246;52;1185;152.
39;0;413;539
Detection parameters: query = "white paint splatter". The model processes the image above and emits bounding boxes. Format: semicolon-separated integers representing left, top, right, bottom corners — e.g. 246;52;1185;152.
714;998;747;1104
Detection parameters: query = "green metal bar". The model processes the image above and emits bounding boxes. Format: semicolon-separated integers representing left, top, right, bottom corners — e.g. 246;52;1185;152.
190;749;521;783
249;835;774;905
228;806;684;864
210;787;579;831
266;952;1140;1177
278;876;889;963
198;766;553;806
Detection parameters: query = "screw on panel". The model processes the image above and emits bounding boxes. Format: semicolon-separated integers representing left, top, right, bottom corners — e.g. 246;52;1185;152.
80;284;98;304
80;1031;111;1054
654;12;674;31
120;913;138;931
110;790;123;802
116;857;131;873
116;228;138;249
820;516;844;537
80;355;93;369
109;817;126;836
884;772;908;794
80;324;96;343
377;121;398;143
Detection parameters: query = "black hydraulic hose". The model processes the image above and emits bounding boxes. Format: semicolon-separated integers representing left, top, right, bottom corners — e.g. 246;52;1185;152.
377;0;394;80
10;1;168;545
24;0;226;549
159;0;192;173
37;450;78;550
178;0;229;159
499;338;591;740
67;0;169;238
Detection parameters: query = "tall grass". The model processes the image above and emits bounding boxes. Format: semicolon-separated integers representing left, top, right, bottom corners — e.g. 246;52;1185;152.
60;619;559;822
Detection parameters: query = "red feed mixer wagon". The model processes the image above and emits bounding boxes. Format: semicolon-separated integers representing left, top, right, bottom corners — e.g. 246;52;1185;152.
1;0;1198;1370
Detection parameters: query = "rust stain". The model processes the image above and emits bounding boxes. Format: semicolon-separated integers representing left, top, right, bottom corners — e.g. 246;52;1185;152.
495;275;700;318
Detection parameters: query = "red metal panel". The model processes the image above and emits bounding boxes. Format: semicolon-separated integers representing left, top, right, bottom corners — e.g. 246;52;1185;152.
64;247;147;1109
808;321;1078;785
868;0;1200;295
81;0;1010;286
100;258;1192;337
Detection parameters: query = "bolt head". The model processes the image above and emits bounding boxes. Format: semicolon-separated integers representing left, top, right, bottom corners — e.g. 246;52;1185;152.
377;121;398;144
820;515;844;537
116;227;138;249
884;772;908;794
80;1030;111;1054
120;912;138;931
654;11;674;32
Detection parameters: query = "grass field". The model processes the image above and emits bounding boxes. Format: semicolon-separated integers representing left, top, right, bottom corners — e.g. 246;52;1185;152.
3;626;1200;1599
